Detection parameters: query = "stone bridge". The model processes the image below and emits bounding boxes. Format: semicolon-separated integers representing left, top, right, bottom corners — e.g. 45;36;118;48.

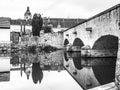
63;4;120;57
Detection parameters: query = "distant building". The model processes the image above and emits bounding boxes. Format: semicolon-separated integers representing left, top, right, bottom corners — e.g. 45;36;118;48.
0;17;10;43
42;17;85;32
10;6;86;32
24;6;32;21
10;18;86;32
42;17;85;28
10;18;85;27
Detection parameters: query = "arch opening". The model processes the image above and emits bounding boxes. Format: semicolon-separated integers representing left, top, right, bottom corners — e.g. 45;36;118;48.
72;38;84;52
73;38;84;47
64;39;69;46
92;35;118;50
92;35;118;57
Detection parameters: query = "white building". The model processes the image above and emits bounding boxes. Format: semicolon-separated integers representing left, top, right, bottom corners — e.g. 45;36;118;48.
0;17;10;43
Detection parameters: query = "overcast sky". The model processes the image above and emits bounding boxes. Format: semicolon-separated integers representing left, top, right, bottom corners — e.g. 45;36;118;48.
0;0;119;19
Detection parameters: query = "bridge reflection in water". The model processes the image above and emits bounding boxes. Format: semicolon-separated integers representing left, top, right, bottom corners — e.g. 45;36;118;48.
0;50;119;90
64;52;117;90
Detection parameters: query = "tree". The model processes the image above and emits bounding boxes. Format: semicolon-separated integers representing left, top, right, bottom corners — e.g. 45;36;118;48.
31;14;43;36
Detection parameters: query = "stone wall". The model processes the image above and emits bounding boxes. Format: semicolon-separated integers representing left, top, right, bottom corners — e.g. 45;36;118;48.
20;32;64;49
39;32;64;49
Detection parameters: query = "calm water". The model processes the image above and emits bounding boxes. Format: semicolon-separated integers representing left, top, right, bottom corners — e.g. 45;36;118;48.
0;50;117;90
64;52;116;90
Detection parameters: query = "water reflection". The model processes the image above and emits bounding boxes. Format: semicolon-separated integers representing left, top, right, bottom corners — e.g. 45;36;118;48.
32;63;43;84
64;52;116;89
73;56;82;70
92;58;116;85
10;50;65;85
1;50;81;90
0;57;10;82
0;50;118;90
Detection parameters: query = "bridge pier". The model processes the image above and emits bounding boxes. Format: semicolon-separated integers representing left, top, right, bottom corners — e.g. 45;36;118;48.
81;49;117;57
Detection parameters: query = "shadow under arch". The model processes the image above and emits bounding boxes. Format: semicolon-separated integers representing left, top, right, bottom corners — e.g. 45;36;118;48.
64;39;69;46
92;35;118;50
73;38;84;47
92;35;119;56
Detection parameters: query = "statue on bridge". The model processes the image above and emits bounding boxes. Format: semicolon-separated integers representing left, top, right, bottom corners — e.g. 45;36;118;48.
31;13;43;36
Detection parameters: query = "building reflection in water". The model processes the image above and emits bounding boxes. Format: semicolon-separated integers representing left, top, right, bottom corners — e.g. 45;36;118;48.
10;50;64;84
0;56;10;82
64;52;116;90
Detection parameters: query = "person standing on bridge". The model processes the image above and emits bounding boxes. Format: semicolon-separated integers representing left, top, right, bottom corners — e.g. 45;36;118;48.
31;13;43;36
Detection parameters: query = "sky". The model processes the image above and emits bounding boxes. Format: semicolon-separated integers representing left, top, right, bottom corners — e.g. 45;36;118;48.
0;0;119;19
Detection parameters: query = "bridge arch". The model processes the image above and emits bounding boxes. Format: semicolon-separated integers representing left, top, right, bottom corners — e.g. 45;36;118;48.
64;39;69;46
92;35;118;50
92;35;119;57
72;38;84;51
73;38;84;47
